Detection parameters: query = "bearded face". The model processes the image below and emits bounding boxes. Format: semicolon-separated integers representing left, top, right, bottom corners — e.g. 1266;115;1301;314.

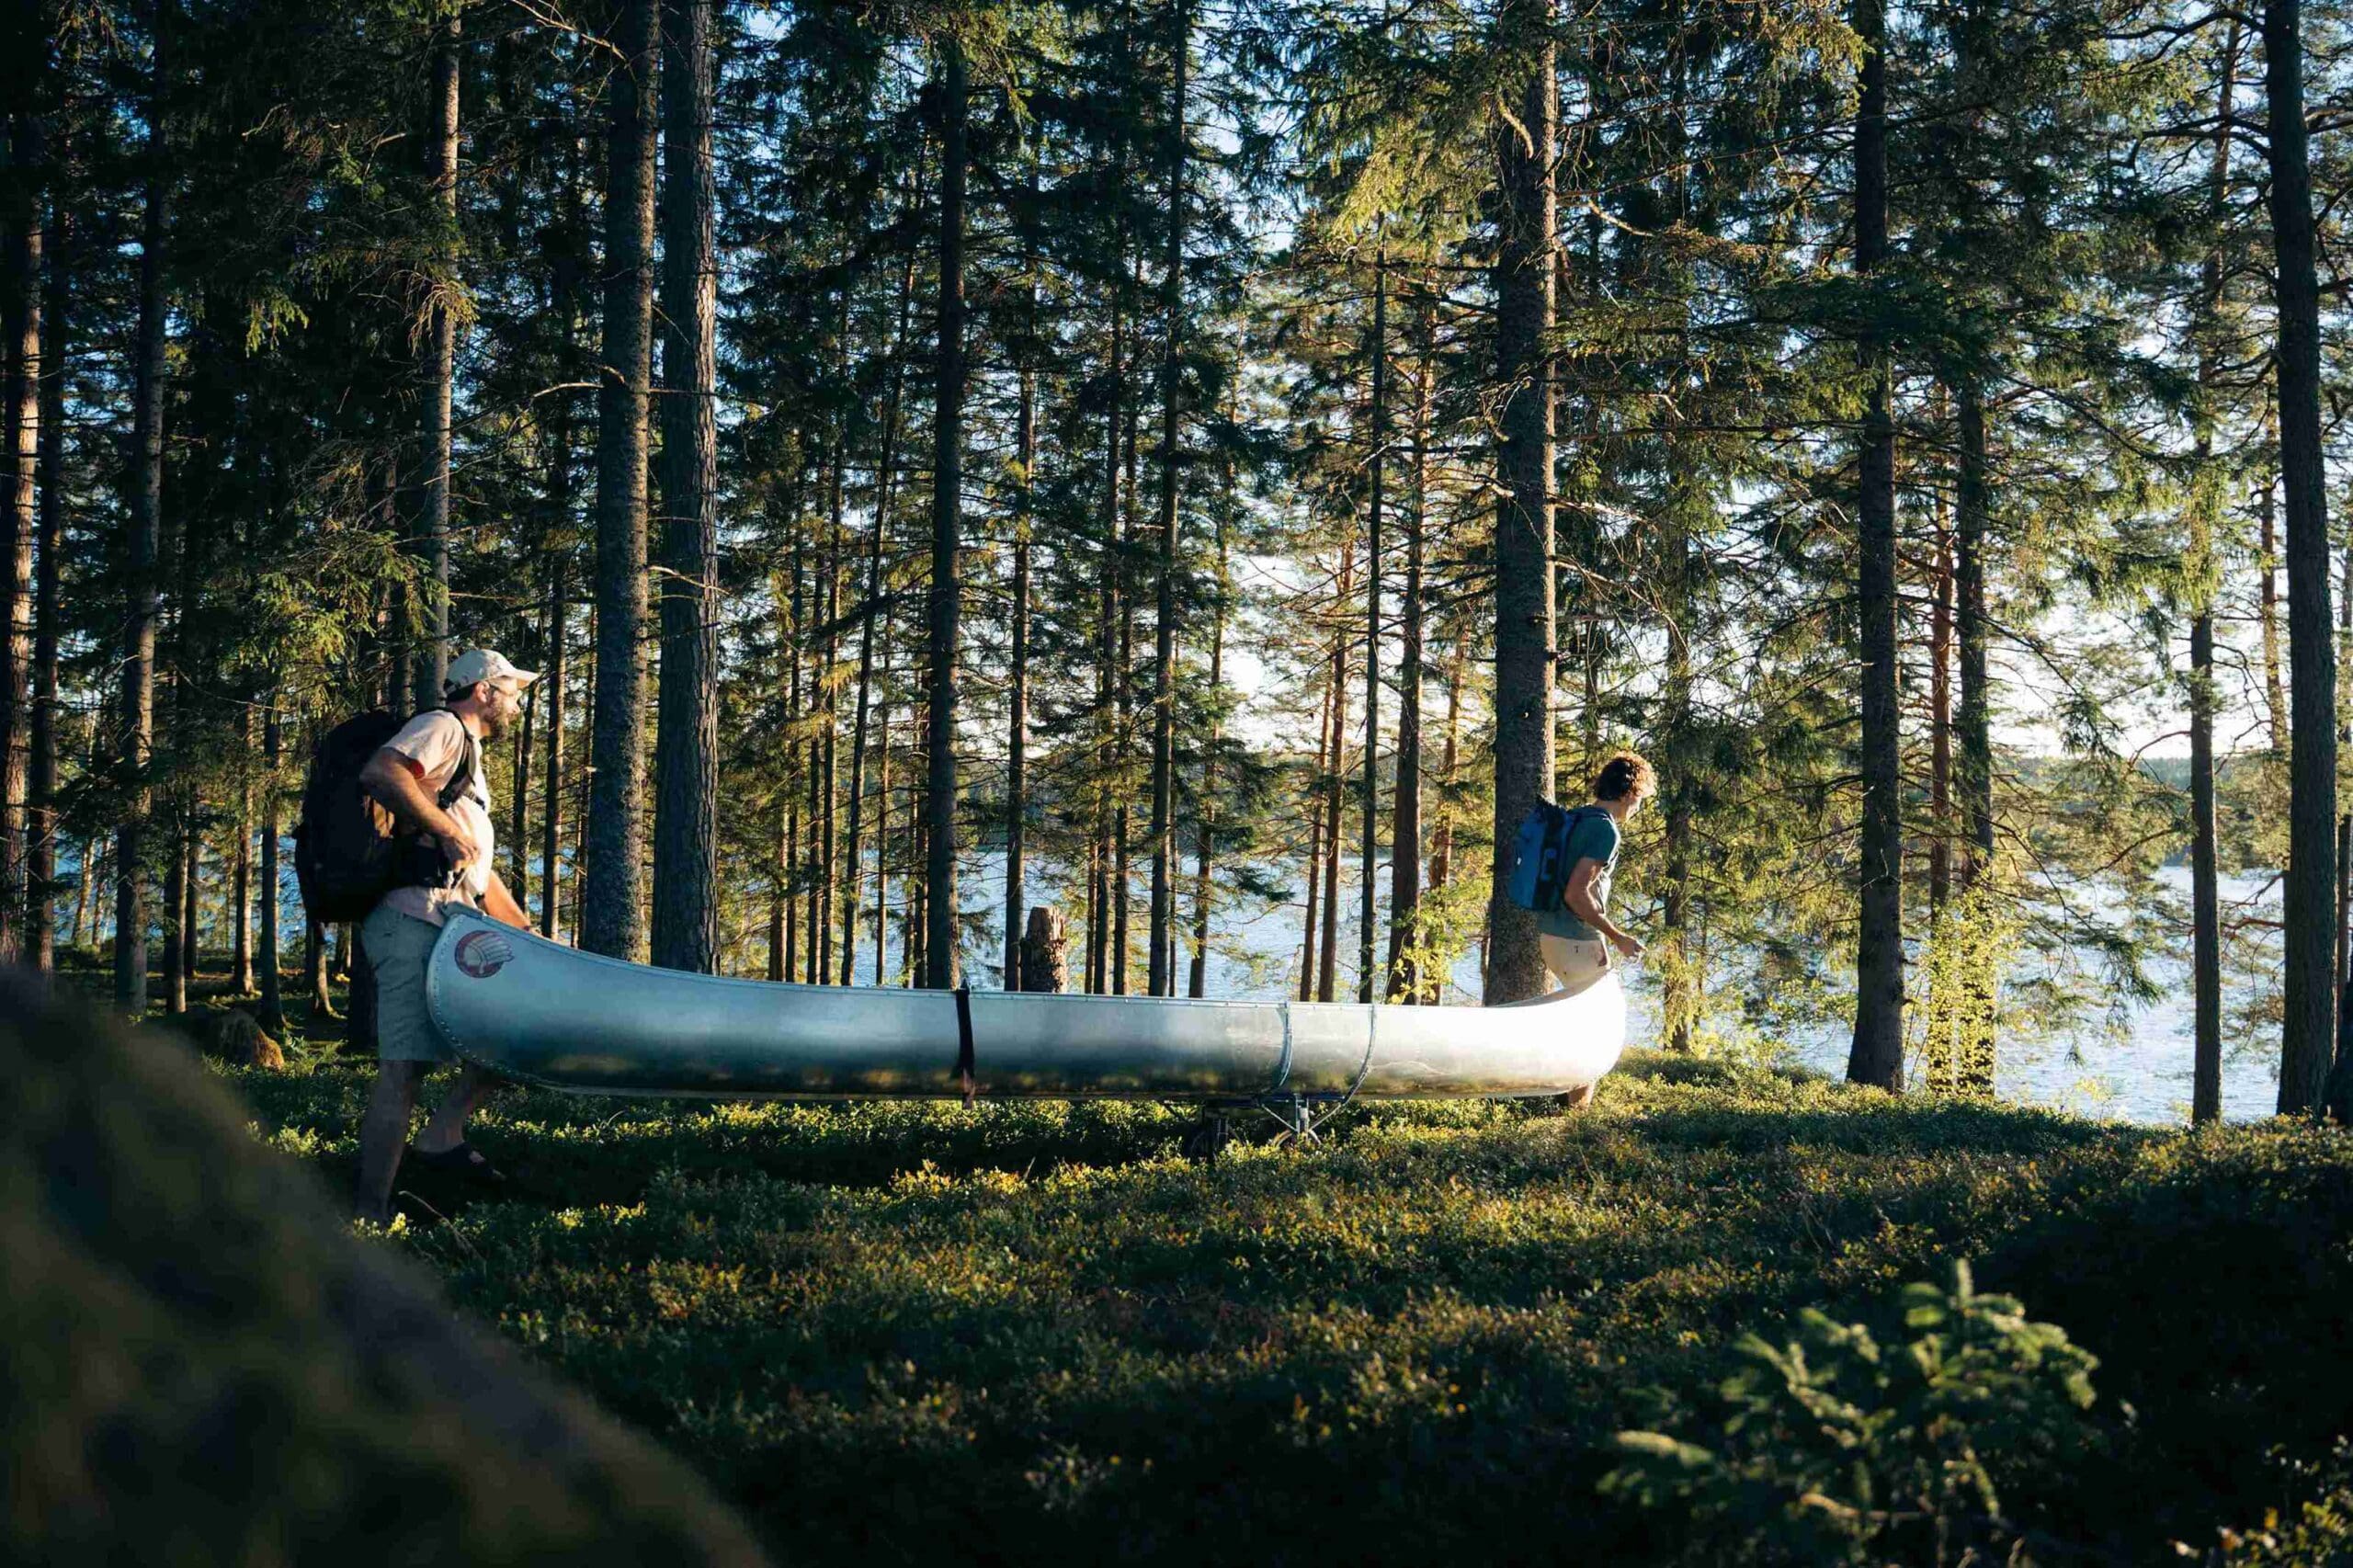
474;680;524;740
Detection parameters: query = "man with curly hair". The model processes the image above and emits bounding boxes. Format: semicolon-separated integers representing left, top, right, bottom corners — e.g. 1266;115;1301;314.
1540;751;1655;1104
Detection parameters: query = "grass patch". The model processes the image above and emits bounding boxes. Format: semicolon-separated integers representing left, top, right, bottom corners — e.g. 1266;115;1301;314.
224;1048;2353;1564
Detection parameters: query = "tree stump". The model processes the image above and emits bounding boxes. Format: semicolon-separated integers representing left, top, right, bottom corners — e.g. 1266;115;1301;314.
1018;905;1068;994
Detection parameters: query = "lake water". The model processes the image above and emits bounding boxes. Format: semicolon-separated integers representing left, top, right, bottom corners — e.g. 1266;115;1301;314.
852;856;2289;1129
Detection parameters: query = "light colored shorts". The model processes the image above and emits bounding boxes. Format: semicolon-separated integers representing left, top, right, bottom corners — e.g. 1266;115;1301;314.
361;903;452;1063
1540;933;1612;995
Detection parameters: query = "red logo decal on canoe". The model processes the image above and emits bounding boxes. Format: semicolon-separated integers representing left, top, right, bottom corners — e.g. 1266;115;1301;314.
453;930;514;980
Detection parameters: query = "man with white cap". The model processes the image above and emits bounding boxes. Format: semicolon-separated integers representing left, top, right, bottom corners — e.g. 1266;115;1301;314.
352;648;539;1224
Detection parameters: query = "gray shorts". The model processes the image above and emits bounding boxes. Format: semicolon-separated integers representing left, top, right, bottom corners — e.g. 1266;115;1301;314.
361;904;452;1062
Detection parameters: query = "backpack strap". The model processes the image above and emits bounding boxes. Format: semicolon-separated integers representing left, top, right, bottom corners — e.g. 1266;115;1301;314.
441;722;478;812
407;708;478;812
1565;805;1619;865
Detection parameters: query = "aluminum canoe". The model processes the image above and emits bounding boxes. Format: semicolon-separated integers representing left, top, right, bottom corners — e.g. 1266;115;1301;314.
424;907;1626;1101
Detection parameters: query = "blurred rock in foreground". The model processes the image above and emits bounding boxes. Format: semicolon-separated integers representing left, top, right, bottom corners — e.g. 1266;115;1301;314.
0;968;768;1566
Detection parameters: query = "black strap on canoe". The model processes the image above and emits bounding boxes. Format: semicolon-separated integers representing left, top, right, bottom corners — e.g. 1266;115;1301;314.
954;983;976;1108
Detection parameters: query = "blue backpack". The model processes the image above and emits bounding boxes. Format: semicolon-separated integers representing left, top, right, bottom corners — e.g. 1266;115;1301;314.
1503;801;1598;915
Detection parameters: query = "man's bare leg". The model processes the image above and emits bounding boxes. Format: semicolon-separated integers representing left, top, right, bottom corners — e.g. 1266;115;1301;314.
413;1065;501;1156
356;1060;426;1221
1563;1082;1596;1110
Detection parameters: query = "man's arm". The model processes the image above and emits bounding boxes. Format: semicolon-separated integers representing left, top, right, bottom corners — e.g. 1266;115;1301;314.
481;869;529;929
358;748;479;873
1563;858;1643;957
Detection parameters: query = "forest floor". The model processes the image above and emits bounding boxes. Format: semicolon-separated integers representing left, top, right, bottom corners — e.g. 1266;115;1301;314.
68;953;2353;1563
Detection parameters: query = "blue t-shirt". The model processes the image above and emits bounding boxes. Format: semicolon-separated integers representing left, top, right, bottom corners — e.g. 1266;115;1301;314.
1536;807;1620;941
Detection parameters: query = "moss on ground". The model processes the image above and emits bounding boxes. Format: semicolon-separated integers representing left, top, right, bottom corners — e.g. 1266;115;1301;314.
204;1047;2353;1563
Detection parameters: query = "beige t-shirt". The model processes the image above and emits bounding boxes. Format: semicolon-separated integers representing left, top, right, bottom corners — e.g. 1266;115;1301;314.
378;710;494;926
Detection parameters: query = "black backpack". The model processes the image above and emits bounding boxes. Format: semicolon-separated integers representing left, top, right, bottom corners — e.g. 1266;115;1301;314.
293;709;477;924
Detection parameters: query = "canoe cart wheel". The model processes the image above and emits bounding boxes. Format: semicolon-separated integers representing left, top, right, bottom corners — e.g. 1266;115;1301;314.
1183;1094;1357;1164
1181;1116;1233;1165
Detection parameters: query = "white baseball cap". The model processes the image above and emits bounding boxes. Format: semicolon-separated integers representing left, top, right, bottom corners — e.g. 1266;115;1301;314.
446;648;540;690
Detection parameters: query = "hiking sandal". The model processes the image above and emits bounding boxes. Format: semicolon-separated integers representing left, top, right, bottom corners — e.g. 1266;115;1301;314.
405;1141;510;1190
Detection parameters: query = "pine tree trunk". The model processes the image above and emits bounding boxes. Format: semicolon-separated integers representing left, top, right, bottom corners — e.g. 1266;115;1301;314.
182;827;199;996
117;27;168;1017
570;580;592;950
1928;518;1954;920
2258;411;2288;756
784;537;803;981
2188;27;2237;1125
539;162;579;943
74;833;98;949
1358;247;1386;1006
1580;606;1601;789
2266;0;2341;1114
1300;676;1329;1003
1661;516;1696;1053
760;791;781;977
1086;835;1107;993
509;625;536;908
1952;386;1996;1096
1114;399;1138;995
2188;605;2223;1121
373;574;392;710
1486;0;1556;1005
1428;631;1464;897
257;693;284;1036
414;2;460;704
583;0;657;961
873;690;891;984
63;835;83;946
1656;51;1701;1050
817;460;842;983
1846;0;1905;1091
1004;442;1031;988
1;108;41;966
73;702;104;948
306;917;332;1018
374;468;410;710
1384;291;1429;1002
161;359;210;1018
233;706;253;994
26;147;61;971
1188;517;1229;999
2340;519;2352;1076
846;234;918;990
163;800;187;1015
922;40;967;991
1320;543;1352;1004
1956;389;1993;879
1088;262;1125;999
540;548;566;938
1145;4;1188;998
2338;521;2353;1098
908;714;927;988
652;0;719;973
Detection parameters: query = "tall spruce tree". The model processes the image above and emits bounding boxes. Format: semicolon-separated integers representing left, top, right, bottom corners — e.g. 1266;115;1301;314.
652;0;720;973
584;0;658;962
